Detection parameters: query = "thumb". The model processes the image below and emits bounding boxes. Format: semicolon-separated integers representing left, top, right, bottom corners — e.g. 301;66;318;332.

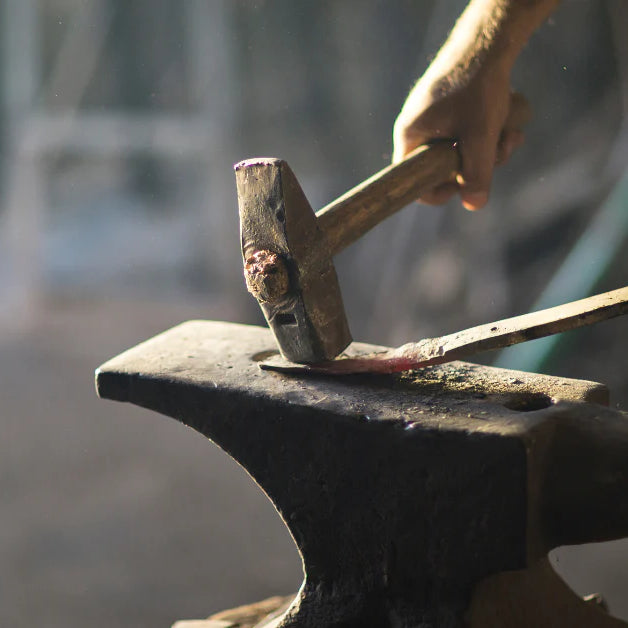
457;131;498;210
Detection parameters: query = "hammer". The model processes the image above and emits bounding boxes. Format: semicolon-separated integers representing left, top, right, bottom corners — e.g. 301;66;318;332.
236;98;529;363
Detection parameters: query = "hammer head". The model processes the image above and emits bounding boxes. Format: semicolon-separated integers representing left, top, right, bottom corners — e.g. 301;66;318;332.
235;158;352;363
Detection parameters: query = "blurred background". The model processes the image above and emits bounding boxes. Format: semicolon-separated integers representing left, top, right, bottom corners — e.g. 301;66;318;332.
0;0;627;626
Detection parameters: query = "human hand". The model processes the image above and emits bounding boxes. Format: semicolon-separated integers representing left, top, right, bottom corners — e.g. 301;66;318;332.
393;62;529;210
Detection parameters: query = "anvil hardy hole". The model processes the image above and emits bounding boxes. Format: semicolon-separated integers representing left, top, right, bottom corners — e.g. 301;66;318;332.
503;392;553;412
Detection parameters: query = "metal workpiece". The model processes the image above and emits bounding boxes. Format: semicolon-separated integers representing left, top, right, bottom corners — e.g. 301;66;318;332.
97;320;628;628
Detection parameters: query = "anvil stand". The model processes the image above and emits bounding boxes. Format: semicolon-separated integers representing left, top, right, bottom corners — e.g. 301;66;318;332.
96;320;628;628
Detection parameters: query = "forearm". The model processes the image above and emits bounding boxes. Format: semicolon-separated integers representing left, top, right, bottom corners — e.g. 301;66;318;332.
429;0;560;85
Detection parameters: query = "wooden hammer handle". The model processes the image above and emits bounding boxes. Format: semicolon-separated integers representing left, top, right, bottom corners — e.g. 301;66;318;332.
316;94;531;256
316;142;459;256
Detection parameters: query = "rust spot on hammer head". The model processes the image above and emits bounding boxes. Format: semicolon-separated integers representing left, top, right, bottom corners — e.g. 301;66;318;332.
244;249;290;303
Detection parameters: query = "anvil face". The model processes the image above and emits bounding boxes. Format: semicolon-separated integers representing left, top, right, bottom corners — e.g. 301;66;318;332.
97;321;628;628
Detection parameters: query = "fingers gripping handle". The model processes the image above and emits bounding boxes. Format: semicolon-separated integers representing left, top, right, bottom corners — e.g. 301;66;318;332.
316;92;531;256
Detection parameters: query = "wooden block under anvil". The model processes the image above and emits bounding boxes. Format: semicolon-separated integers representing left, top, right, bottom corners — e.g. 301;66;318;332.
96;321;628;628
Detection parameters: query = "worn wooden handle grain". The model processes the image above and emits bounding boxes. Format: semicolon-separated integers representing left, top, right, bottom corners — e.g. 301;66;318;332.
316;93;531;256
316;142;459;256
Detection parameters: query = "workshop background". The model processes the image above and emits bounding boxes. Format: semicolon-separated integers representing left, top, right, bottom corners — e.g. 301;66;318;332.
0;1;627;626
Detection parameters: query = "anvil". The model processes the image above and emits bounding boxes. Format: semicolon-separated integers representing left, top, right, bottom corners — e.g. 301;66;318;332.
97;321;628;628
